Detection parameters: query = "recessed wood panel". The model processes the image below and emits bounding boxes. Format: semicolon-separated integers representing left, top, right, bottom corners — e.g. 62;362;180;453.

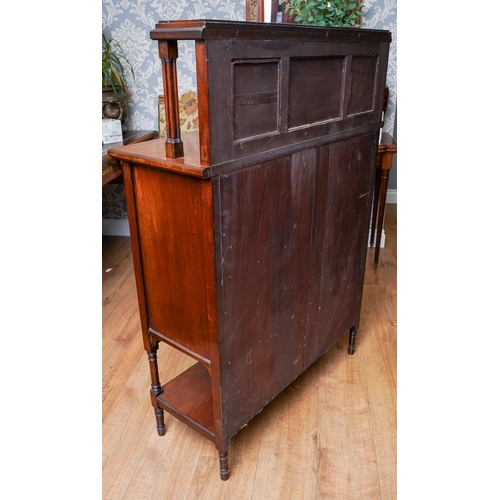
233;59;279;141
348;55;378;115
288;57;344;128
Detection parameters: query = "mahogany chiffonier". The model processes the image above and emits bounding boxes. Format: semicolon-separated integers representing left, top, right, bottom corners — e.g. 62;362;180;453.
109;19;391;480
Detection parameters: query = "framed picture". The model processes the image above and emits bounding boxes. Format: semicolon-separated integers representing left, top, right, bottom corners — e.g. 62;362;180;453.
158;91;199;138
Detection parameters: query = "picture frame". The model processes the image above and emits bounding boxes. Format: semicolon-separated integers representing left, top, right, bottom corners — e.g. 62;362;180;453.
246;0;265;21
158;91;199;138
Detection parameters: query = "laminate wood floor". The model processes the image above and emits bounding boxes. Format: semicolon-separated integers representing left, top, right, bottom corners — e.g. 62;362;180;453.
102;204;397;500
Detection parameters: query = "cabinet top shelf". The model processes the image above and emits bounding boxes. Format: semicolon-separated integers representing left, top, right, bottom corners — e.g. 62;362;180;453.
150;19;391;43
108;133;209;178
110;19;392;173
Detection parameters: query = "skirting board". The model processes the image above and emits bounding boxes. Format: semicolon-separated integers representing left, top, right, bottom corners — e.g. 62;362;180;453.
102;219;130;237
368;228;386;248
386;189;397;204
102;190;397;240
366;189;396;248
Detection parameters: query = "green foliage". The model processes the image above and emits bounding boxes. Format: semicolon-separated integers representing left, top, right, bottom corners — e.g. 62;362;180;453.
102;33;135;99
283;0;364;28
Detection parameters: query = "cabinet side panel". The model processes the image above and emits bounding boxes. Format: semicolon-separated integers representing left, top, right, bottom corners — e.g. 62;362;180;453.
304;131;378;367
216;151;315;438
132;166;216;362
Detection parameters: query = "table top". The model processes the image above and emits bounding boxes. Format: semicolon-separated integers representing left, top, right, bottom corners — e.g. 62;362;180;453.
102;130;157;185
108;132;209;179
378;132;397;153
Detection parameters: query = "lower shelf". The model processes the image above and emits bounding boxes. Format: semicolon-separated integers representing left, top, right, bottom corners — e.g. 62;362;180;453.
157;362;215;442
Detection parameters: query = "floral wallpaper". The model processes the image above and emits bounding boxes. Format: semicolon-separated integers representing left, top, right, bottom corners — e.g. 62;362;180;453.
362;0;397;136
102;0;397;222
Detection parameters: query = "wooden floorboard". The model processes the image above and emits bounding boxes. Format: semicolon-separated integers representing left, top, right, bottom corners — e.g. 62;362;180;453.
102;204;397;499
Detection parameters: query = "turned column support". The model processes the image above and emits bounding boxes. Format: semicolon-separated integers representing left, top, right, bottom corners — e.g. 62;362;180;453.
348;326;357;355
147;341;166;436
158;40;184;159
219;451;230;481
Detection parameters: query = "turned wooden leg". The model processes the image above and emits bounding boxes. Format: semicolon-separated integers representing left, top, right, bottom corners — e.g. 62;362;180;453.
147;342;166;436
374;167;389;269
219;451;230;481
370;163;382;248
348;326;357;355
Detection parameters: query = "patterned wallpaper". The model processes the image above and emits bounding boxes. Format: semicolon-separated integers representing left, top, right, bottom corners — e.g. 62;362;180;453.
102;0;397;220
362;0;397;136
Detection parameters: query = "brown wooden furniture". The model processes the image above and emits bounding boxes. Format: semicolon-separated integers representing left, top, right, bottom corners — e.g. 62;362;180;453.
370;132;397;268
102;130;157;185
109;19;391;481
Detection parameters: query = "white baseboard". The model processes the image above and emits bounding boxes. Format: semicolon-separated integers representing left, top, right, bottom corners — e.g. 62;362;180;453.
368;228;386;248
386;189;397;204
102;219;130;236
367;187;397;248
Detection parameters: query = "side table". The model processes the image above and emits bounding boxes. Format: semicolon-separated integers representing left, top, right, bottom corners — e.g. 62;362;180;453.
370;132;397;268
102;130;157;186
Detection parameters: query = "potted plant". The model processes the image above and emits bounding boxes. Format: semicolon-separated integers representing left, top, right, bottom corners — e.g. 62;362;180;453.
102;32;135;131
282;0;364;28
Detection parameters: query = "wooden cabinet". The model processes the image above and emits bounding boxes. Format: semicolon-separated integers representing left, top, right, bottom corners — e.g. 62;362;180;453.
109;19;391;481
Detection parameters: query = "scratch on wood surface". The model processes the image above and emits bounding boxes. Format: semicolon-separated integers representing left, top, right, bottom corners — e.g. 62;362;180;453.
221;245;233;264
359;191;370;199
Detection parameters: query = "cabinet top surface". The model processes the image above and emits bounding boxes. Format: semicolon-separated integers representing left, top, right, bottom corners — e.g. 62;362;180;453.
150;19;391;42
108;134;210;178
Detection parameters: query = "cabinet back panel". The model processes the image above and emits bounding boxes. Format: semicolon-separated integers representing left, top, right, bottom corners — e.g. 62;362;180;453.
348;56;378;115
206;37;390;165
233;59;280;141
304;131;378;367
288;57;343;128
215;132;377;438
215;151;312;437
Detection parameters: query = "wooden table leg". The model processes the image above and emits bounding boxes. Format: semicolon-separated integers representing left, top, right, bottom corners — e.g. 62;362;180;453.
370;160;382;248
372;134;396;269
374;167;390;269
